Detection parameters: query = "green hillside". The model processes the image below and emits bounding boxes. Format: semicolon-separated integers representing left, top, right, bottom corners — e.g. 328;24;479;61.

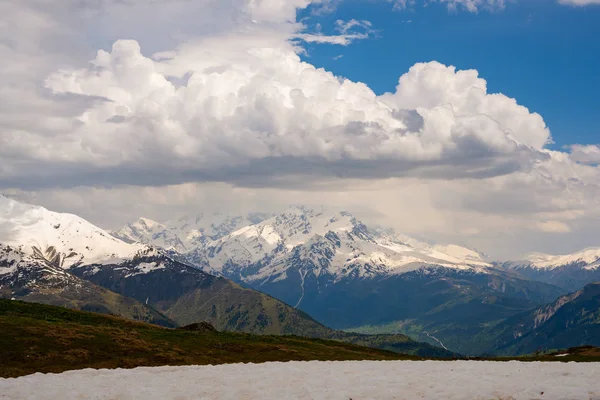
0;300;416;378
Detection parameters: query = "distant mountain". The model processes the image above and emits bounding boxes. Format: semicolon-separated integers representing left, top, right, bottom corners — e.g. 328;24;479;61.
197;207;491;281
0;196;447;357
113;212;271;252
500;248;600;292
473;282;600;356
122;207;565;354
112;218;189;251
188;209;564;355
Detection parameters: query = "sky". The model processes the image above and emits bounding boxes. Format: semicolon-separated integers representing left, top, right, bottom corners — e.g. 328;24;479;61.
1;0;599;259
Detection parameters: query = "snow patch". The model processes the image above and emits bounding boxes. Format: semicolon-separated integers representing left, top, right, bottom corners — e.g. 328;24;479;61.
125;262;165;277
1;361;599;400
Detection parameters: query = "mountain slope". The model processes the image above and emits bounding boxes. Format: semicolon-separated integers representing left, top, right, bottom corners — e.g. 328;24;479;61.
0;245;174;326
475;282;600;356
71;253;333;336
0;300;414;378
501;248;600;291
71;253;455;358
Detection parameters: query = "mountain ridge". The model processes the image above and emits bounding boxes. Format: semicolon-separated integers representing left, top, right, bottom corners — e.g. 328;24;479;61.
471;282;600;356
500;248;600;291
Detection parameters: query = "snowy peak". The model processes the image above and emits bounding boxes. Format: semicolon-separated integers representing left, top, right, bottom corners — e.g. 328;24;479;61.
204;208;373;268
201;207;491;281
520;248;600;270
114;212;273;253
0;196;144;269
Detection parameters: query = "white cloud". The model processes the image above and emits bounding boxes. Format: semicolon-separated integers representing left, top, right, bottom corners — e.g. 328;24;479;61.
293;32;370;45
391;0;599;11
569;144;600;165
558;0;600;5
295;18;374;45
390;0;505;12
335;19;373;34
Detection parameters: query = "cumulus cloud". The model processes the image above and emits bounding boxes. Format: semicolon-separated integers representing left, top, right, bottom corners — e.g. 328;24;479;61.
0;37;552;189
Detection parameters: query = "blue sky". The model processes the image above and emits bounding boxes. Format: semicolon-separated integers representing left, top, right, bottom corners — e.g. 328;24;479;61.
299;0;600;149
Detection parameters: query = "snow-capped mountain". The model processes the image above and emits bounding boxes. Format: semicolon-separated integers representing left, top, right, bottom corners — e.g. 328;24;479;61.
116;206;491;283
194;207;491;283
113;212;271;253
0;242;175;326
0;194;185;316
523;248;600;270
500;247;600;292
0;194;144;270
0;194;179;325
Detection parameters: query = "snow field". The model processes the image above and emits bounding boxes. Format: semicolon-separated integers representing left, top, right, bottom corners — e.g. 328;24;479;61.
2;360;599;400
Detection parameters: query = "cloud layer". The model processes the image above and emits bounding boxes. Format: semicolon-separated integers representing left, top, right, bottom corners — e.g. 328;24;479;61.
4;35;552;188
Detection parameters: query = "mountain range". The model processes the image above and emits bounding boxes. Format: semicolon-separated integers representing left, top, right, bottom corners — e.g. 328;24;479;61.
113;205;600;355
2;193;600;356
0;195;451;358
500;249;600;292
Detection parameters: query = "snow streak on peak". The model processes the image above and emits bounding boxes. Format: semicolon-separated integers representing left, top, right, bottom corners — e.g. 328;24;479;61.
0;196;144;269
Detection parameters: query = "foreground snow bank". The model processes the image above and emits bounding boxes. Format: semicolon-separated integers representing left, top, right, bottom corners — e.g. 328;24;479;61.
2;360;599;399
